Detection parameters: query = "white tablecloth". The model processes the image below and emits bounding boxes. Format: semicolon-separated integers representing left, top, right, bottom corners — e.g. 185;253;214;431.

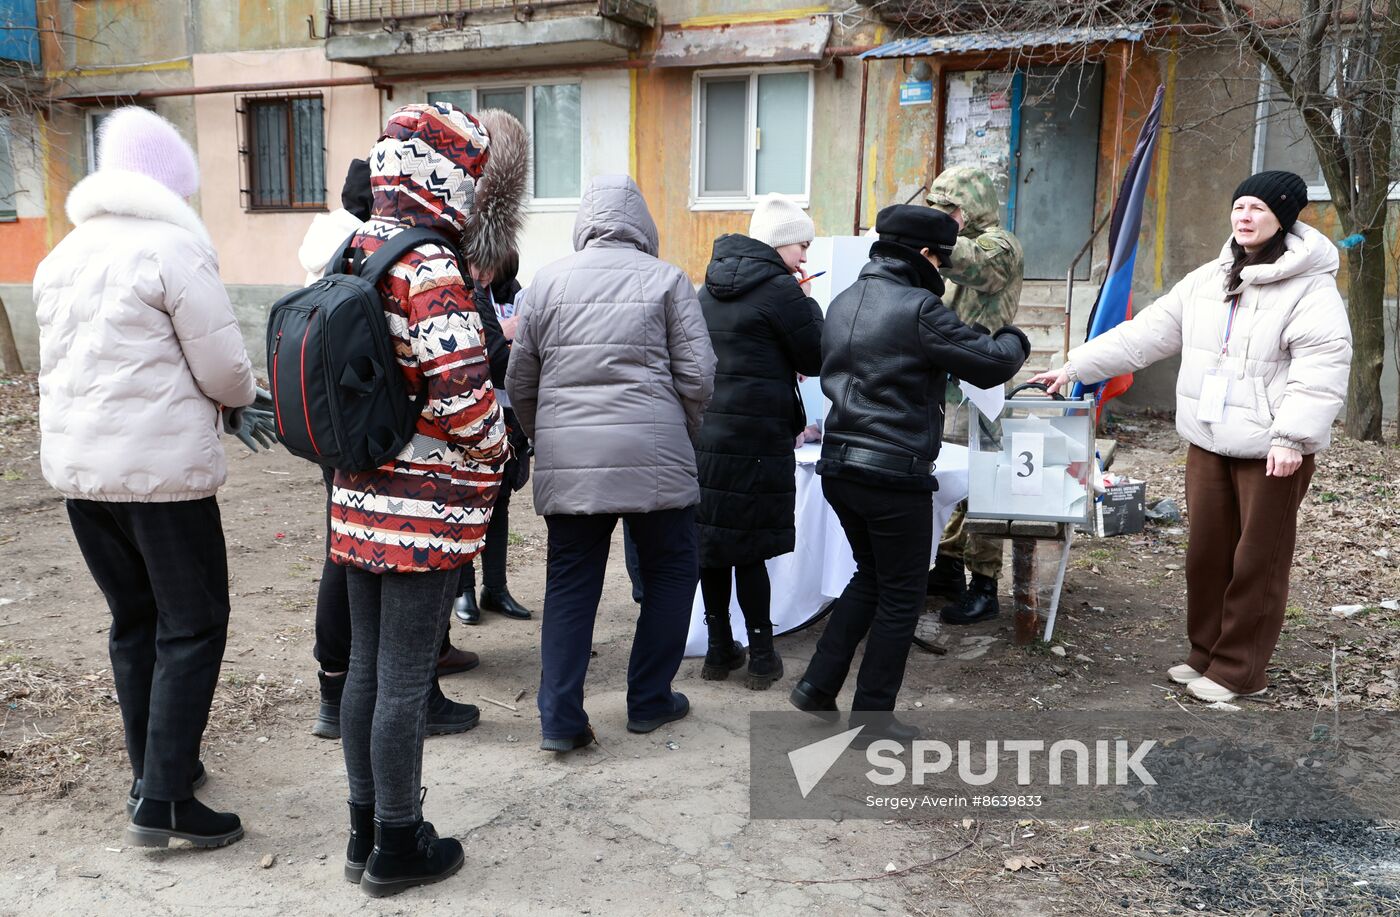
685;443;969;656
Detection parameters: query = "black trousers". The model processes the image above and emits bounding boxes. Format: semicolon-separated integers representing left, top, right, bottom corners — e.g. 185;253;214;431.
699;562;771;630
537;507;697;738
67;497;230;801
458;483;511;592
802;477;933;711
314;466;449;673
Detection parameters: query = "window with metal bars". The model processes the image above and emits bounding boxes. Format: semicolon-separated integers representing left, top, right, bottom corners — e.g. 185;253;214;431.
238;92;326;211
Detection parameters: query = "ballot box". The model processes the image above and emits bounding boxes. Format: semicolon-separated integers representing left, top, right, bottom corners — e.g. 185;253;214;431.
966;390;1095;525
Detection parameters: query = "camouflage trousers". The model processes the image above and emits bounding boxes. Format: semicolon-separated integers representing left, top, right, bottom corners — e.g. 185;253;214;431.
937;385;1003;579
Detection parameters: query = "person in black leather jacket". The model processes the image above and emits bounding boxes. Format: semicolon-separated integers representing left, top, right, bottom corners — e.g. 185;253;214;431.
791;205;1030;741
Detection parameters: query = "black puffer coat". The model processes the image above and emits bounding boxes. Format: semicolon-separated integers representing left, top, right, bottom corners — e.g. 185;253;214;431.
696;234;823;567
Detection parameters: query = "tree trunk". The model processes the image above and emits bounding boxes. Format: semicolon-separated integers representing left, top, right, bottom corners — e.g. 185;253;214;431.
0;292;24;375
1343;226;1387;442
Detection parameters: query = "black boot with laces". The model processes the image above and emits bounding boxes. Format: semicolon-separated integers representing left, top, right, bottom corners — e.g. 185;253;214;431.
360;817;464;897
700;613;746;680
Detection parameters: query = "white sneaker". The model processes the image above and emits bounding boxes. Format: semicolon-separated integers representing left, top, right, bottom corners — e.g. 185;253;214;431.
1167;664;1201;685
1188;676;1267;703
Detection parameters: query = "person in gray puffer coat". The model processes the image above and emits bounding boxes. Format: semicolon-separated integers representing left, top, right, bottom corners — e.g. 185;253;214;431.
506;174;716;752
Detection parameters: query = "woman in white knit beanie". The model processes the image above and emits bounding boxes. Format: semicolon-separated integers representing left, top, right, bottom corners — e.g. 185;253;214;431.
692;192;823;689
748;192;816;283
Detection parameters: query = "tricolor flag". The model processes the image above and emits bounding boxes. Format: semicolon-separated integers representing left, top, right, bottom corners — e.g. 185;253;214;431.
1073;84;1167;420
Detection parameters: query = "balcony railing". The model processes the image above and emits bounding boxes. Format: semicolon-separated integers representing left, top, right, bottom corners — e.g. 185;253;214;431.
327;0;620;26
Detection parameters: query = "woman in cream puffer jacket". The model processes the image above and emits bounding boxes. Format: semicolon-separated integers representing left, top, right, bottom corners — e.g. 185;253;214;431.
1032;170;1352;705
33;107;255;849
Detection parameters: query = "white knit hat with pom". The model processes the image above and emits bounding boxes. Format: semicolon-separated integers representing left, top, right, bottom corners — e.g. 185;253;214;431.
748;193;814;249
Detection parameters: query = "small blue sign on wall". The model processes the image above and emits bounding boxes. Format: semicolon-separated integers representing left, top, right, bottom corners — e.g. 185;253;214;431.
899;80;933;106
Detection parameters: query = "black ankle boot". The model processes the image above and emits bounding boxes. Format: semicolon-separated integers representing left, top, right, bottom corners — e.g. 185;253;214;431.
126;760;207;817
480;585;533;620
426;682;481;736
744;624;784;691
940;573;1000;625
360;818;465;898
453;590;480;625
345;802;375;882
926;554;967;599
700;613;745;680
313;671;344;739
126;796;244;849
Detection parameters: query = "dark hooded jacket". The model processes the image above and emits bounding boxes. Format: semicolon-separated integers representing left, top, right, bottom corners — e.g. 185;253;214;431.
696;234;823;567
818;242;1030;491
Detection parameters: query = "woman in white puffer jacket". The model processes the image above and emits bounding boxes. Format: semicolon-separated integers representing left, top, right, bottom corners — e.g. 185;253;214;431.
1031;170;1352;704
33;107;255;848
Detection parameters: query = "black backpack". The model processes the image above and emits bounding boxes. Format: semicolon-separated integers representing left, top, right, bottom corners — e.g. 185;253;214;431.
265;228;448;471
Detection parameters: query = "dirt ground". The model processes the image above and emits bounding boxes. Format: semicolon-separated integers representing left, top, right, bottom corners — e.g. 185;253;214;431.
2;373;1398;916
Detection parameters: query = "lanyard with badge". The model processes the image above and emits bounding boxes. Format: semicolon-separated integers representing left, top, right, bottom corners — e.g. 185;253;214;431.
1198;294;1243;424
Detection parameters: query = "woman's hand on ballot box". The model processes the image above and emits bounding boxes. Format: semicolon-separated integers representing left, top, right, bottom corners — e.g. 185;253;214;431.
1027;367;1072;396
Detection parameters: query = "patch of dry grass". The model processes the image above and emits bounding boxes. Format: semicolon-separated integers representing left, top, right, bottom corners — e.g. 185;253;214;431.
0;655;303;799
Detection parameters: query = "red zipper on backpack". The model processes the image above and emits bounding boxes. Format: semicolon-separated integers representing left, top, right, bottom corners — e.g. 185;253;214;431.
299;318;321;455
271;329;286;438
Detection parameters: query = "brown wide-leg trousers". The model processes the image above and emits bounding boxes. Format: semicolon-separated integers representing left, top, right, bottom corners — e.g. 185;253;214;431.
1183;445;1314;694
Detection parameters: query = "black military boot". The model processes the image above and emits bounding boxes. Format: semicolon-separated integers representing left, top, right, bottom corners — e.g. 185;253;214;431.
359;818;464;898
940;573;1000;625
313;671;344;739
344;801;375;883
744;623;784;691
926;553;966;599
700;613;746;680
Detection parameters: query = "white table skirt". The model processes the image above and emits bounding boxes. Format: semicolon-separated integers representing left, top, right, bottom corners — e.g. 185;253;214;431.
684;443;969;656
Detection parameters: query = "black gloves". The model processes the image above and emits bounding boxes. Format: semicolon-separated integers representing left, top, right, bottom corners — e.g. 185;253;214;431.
993;324;1033;359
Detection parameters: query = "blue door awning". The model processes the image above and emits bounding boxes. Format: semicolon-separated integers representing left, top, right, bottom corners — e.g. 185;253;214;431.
861;25;1149;59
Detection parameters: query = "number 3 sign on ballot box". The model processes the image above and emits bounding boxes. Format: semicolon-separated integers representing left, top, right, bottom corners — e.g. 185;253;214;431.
966;393;1095;525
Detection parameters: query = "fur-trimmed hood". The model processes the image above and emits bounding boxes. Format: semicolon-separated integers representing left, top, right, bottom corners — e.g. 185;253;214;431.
65;169;213;249
463;108;529;276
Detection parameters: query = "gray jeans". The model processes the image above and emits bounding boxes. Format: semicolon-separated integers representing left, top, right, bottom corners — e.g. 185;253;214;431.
342;567;456;824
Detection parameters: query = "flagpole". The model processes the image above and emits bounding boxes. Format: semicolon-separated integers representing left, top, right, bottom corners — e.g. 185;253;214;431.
1063;210;1112;363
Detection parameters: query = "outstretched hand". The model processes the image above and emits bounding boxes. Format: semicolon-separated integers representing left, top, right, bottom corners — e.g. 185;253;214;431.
1026;367;1072;396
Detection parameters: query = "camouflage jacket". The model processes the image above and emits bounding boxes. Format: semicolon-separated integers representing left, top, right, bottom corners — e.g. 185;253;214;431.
940;228;1024;332
927;165;1024;332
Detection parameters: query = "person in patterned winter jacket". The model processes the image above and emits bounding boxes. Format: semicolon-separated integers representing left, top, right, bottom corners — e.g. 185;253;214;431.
328;103;524;898
923;165;1026;626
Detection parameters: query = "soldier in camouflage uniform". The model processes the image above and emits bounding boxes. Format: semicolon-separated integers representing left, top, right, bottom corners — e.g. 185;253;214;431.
924;166;1025;625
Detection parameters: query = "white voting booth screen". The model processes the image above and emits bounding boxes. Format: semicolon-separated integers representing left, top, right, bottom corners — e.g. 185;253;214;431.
797;236;875;424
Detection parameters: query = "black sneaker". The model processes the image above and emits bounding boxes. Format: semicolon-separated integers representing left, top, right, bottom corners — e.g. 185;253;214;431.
426;683;481;736
540;726;596;753
626;692;690;734
126;796;244;849
126;760;207;817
